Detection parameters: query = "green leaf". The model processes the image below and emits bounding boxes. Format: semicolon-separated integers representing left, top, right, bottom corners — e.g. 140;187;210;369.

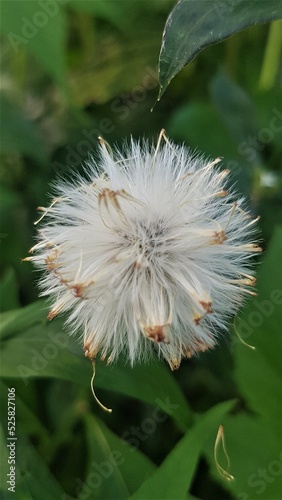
158;0;282;98
131;400;234;499
226;414;282;500
16;435;65;499
82;414;155;499
0;314;191;428
0;301;46;340
204;413;282;500
0;0;67;88
0;380;47;440
234;226;282;433
0;323;89;383
0;386;64;499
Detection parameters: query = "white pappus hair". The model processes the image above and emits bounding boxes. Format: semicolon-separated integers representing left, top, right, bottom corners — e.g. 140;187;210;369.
28;131;261;370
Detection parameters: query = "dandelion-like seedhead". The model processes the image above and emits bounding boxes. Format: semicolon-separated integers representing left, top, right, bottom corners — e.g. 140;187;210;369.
28;132;261;370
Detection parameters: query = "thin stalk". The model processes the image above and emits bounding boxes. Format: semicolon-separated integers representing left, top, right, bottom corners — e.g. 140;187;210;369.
258;20;282;91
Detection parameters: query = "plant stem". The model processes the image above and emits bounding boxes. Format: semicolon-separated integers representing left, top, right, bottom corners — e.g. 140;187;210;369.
258;20;282;91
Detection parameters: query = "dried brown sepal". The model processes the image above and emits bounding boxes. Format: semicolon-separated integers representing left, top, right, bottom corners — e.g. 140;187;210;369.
144;324;170;343
199;300;213;314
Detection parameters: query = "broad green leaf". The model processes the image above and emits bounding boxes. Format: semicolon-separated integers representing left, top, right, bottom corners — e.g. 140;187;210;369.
0;420;32;499
15;433;65;500
0;94;47;164
0;324;89;383
81;414;155;499
204;413;282;500
1;379;87;495
131;400;234;499
0;387;64;499
0;380;47;441
0;0;67;88
234;226;282;432
0;316;191;428
0;301;46;340
158;0;282;98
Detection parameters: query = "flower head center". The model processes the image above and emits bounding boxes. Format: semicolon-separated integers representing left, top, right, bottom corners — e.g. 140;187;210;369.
119;218;168;261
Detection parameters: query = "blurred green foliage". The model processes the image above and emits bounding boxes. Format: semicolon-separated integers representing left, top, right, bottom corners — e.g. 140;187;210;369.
0;1;282;499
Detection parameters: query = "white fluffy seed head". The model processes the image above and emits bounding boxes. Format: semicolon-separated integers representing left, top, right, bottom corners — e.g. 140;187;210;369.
29;135;261;370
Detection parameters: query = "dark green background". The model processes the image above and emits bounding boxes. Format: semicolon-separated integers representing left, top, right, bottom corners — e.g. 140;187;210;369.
0;1;282;499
